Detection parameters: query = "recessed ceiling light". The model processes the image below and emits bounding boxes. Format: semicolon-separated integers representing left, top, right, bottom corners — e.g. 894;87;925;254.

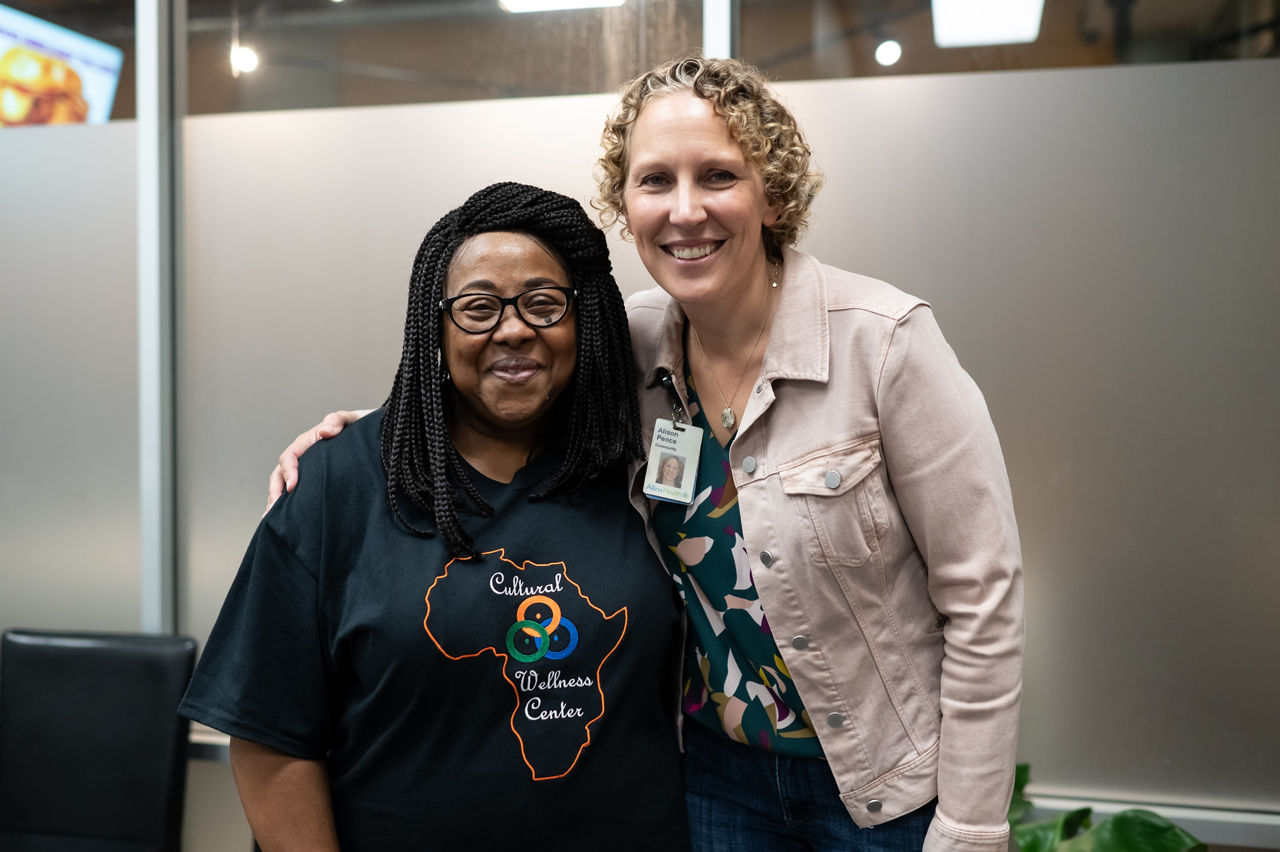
932;0;1045;47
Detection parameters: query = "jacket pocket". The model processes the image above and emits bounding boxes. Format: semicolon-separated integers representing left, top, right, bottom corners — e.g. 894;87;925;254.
778;437;885;568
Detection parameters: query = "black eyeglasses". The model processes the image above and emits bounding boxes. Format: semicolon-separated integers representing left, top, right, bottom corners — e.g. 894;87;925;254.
440;286;576;334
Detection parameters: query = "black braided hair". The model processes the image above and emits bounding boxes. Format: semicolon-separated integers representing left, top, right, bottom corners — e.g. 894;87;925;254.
380;181;643;558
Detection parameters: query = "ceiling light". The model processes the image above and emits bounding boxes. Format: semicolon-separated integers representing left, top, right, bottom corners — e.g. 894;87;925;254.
932;0;1045;47
875;39;902;66
229;43;259;74
500;0;625;12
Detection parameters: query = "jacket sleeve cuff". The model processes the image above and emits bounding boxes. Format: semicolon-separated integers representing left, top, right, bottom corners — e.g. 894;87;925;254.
923;812;1013;852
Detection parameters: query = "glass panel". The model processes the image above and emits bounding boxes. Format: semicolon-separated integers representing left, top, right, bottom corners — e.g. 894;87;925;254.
0;2;140;631
185;0;701;115
741;0;1278;81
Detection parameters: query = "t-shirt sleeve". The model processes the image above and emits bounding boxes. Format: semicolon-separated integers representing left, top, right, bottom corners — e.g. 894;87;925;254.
178;518;333;760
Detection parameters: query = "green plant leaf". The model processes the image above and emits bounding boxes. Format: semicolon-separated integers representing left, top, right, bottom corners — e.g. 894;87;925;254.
1012;808;1093;852
1057;809;1207;852
1009;763;1034;825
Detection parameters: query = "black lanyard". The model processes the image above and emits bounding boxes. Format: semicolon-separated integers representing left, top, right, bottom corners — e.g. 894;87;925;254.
655;367;689;429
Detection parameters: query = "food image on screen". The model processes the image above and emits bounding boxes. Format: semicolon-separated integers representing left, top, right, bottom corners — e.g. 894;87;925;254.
0;46;88;125
0;3;122;127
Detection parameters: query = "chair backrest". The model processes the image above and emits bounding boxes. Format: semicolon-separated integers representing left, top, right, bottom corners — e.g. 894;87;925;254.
0;629;198;852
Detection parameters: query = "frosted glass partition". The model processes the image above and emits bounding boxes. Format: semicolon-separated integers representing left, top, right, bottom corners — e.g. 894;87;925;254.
0;123;141;632
179;59;1280;815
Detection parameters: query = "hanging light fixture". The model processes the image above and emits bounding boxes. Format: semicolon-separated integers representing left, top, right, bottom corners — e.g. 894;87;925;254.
229;43;259;74
932;0;1045;47
228;0;258;76
500;0;626;12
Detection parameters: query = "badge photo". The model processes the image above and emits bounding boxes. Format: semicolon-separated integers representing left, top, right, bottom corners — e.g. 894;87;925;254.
642;419;702;505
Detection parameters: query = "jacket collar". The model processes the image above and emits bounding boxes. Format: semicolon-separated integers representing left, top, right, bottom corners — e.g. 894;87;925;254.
763;247;830;384
647;246;831;389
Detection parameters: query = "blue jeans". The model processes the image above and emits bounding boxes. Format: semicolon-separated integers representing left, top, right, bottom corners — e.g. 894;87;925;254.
683;720;937;851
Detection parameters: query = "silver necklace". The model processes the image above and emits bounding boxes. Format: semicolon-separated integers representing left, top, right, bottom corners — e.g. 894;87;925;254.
691;274;777;432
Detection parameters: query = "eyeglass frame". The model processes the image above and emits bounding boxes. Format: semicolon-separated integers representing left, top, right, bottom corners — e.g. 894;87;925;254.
438;286;577;335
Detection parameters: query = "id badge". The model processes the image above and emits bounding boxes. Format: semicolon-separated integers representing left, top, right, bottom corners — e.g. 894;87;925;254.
642;418;702;505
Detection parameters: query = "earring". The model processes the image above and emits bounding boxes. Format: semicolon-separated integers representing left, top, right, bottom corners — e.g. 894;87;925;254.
437;349;451;384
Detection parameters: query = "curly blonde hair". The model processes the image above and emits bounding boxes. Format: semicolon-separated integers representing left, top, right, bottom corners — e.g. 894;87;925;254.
595;54;823;262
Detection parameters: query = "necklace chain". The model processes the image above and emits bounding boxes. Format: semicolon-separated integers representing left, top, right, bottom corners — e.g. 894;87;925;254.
691;270;777;432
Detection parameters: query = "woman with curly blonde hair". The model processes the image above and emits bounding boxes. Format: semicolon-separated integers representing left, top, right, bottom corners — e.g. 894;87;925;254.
271;53;1023;852
595;55;823;265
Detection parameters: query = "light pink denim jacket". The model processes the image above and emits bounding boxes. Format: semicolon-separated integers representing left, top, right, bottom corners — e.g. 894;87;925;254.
625;248;1024;852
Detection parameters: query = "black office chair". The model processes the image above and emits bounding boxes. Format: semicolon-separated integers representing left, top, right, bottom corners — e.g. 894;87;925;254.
0;628;198;852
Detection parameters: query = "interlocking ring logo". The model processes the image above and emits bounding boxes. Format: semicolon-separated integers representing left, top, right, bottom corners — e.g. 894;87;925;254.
505;595;579;663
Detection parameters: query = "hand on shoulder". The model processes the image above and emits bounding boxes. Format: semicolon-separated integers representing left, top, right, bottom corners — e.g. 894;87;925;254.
265;409;369;514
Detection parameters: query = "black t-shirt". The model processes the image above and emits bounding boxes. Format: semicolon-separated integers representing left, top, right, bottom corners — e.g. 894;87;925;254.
180;411;689;850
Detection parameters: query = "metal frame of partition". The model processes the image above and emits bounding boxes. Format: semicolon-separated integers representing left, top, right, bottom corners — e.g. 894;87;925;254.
703;0;736;58
137;0;183;634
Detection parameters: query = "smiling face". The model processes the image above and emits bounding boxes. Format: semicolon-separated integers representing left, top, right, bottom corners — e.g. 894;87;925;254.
660;455;682;485
442;232;577;448
621;90;780;310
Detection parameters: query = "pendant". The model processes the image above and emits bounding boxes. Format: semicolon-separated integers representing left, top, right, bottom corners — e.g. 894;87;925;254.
721;406;736;430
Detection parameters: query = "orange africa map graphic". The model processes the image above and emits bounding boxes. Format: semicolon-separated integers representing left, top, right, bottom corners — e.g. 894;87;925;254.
424;549;627;780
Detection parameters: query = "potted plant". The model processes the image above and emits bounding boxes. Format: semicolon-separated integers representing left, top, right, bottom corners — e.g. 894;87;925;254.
1009;764;1207;851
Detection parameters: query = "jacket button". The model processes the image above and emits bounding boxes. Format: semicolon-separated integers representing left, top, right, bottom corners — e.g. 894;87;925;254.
825;470;841;489
755;383;764;393
742;456;757;474
866;800;883;813
826;712;845;727
759;551;774;567
791;635;809;650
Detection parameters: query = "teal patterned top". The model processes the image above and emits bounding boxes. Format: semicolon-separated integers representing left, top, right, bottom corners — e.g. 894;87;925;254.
650;371;822;755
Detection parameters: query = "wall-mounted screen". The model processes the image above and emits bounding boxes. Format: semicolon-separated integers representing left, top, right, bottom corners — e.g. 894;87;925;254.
0;3;123;126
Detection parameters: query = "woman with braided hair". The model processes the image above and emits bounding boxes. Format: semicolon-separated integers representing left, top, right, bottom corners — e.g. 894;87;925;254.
180;182;690;851
270;55;1023;852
